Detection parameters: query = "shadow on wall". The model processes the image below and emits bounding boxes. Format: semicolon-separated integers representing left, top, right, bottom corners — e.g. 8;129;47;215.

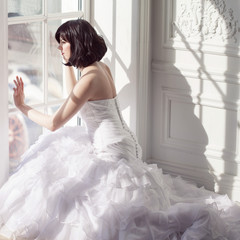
171;0;240;199
153;62;215;191
92;0;138;131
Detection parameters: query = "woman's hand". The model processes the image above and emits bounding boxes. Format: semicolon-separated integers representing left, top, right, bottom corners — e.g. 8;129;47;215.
13;76;25;108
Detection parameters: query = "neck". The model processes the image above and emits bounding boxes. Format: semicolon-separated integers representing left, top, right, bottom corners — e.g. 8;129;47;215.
79;62;98;75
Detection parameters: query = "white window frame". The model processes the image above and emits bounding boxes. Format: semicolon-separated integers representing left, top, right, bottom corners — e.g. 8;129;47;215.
0;0;9;186
137;0;151;161
0;0;90;185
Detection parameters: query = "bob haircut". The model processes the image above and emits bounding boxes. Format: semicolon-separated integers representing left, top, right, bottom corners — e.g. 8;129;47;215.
55;19;107;68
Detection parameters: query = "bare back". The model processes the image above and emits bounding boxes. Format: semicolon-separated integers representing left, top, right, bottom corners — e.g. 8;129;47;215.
80;62;117;101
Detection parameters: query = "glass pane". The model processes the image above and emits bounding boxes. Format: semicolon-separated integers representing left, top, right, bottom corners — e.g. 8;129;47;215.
9;111;43;173
48;0;82;13
48;20;65;101
8;22;43;107
48;19;79;101
8;0;42;17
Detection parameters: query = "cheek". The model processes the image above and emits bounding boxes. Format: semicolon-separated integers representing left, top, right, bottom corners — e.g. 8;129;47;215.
68;47;72;56
66;45;71;54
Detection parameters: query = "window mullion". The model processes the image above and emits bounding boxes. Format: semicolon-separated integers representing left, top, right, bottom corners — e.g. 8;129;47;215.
9;99;66;114
8;15;47;25
8;12;84;26
43;22;48;109
48;11;84;21
84;0;91;22
43;0;49;136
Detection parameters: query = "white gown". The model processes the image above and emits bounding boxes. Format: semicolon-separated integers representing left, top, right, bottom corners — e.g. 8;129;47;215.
0;97;240;240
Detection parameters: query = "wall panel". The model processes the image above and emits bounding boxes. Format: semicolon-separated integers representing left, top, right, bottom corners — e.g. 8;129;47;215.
151;0;240;201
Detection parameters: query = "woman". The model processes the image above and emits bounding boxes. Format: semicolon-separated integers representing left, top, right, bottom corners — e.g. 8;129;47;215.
0;19;240;240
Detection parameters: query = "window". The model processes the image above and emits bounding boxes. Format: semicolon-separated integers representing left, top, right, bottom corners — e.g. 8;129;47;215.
7;0;89;172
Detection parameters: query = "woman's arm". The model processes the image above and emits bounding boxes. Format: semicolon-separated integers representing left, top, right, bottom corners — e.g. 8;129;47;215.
64;66;77;94
13;75;92;131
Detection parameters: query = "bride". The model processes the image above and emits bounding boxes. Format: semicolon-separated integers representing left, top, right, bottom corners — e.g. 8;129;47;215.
0;19;239;240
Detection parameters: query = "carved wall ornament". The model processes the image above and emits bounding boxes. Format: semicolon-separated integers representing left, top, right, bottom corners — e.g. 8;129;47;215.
174;0;238;43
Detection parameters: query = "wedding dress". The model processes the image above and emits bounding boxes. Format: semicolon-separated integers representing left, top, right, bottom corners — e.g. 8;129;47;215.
0;97;240;240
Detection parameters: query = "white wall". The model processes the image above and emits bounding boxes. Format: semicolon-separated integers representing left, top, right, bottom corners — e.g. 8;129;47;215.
151;0;240;201
92;0;140;133
0;0;9;186
92;0;152;160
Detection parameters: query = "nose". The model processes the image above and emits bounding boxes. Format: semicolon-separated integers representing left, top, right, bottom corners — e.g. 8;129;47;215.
57;44;62;50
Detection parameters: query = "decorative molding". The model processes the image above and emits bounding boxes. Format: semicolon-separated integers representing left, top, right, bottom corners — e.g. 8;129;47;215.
148;157;240;201
160;87;239;162
163;0;240;57
165;38;240;58
160;85;240;112
152;0;240;202
174;0;238;43
152;60;240;86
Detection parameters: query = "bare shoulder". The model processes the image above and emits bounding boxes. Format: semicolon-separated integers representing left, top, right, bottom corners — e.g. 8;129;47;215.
73;65;101;96
79;67;99;84
73;70;95;94
80;62;112;83
99;62;112;75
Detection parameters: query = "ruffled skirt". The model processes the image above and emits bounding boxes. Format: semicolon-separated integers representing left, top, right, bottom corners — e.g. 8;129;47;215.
0;126;240;240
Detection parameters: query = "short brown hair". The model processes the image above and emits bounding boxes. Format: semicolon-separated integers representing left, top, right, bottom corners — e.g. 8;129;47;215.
55;19;107;68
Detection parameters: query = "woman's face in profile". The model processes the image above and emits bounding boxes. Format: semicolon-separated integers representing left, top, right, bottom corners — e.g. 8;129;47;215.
57;37;71;61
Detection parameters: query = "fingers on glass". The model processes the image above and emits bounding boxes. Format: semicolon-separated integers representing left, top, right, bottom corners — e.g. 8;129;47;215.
13;76;24;91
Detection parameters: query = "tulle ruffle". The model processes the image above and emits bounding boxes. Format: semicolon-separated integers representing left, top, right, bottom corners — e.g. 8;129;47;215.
1;97;240;240
1;127;239;239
